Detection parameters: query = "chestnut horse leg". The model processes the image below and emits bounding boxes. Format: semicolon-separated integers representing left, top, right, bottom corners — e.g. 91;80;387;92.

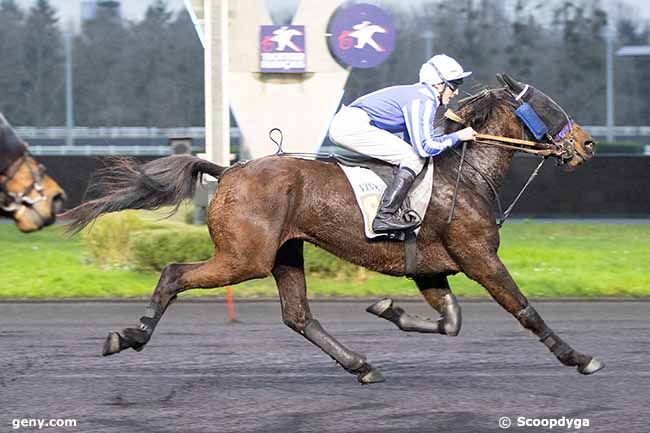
102;179;286;356
102;254;266;356
461;253;605;375
366;274;461;336
273;239;384;384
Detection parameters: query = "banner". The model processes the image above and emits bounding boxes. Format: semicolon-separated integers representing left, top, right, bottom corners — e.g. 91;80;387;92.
260;25;306;73
327;3;395;69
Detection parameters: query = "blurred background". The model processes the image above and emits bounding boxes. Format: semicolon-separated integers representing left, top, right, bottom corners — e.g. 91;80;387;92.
0;0;648;154
0;0;648;299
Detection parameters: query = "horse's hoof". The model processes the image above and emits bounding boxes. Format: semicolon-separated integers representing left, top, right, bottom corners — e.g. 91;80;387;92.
578;357;606;375
356;364;385;384
366;298;393;318
358;368;385;384
102;332;122;356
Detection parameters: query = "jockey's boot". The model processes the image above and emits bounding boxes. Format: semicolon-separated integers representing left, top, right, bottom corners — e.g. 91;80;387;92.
372;167;419;234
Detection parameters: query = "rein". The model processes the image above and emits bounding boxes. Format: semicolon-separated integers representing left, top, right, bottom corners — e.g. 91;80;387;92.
444;109;561;157
443;108;550;227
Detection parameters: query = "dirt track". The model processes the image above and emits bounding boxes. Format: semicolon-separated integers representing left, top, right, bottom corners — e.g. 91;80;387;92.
1;300;648;432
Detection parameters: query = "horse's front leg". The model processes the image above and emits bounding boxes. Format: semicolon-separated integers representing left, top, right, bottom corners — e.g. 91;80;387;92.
366;274;461;335
460;253;605;374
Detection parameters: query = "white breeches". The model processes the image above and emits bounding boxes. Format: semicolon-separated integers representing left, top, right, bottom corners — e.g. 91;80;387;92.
328;106;425;174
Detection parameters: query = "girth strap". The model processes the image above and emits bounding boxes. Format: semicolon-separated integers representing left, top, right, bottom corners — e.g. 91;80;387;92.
404;231;418;278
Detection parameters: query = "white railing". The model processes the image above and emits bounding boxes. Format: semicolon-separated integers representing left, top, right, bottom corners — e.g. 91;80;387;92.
15;125;649;156
15;126;208;139
17;127;241;155
581;126;650;137
30;145;181;156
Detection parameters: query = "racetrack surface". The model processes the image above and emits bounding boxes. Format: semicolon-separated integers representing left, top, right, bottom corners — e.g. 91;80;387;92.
1;301;648;433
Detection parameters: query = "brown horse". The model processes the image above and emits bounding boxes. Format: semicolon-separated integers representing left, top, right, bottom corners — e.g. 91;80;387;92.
0;113;66;233
64;75;603;384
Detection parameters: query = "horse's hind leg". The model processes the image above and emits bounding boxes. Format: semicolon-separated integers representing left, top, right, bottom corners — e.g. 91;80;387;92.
272;240;384;384
461;253;605;375
366;274;461;335
103;255;261;356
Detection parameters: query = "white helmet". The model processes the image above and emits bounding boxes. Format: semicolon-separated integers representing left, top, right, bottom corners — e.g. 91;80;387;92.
419;54;472;85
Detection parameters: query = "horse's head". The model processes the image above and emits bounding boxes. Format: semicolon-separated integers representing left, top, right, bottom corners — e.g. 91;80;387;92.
496;74;596;169
0;114;66;233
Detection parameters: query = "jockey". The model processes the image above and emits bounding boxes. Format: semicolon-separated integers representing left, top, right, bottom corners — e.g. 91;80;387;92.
329;54;477;234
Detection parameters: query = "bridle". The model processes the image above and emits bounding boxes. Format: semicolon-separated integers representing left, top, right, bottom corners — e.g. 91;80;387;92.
0;150;48;213
426;62;591;163
445;85;592;227
511;83;576;161
503;83;593;165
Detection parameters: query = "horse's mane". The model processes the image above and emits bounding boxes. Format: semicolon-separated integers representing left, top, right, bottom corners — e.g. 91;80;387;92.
445;88;518;133
435;87;524;178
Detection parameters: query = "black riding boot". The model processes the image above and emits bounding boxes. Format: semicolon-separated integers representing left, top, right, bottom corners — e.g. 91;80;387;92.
372;167;419;233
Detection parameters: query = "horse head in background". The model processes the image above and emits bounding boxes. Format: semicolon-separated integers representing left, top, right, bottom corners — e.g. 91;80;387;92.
0;113;66;233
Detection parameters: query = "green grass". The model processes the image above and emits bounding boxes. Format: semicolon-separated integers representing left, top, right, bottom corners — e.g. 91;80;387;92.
0;225;154;298
1;221;649;299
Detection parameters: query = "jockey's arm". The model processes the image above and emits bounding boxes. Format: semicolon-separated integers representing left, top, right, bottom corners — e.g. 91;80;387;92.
402;99;460;157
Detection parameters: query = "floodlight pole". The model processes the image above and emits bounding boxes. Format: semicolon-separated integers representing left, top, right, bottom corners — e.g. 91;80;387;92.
65;29;75;147
606;25;615;143
421;30;433;58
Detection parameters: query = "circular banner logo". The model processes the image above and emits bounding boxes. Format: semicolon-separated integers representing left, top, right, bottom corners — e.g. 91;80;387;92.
327;3;396;69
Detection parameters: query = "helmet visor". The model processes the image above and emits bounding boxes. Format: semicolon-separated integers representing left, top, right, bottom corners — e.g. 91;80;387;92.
448;78;464;91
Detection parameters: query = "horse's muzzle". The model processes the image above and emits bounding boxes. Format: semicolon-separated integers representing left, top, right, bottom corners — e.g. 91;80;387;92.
581;140;596;159
564;139;596;170
52;193;66;215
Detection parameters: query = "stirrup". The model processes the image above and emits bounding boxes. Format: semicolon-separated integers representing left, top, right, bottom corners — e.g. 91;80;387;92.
386;231;407;241
372;215;419;233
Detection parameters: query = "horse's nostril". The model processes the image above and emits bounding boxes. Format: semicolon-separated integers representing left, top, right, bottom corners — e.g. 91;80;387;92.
584;141;596;154
53;195;65;214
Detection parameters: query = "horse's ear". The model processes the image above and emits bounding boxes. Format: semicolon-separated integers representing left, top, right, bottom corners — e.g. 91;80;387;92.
496;73;525;94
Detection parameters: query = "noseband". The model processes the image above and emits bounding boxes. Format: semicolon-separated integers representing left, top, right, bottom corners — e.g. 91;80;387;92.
505;79;594;165
0;150;47;213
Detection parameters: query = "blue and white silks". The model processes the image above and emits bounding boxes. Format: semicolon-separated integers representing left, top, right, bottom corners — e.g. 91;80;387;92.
350;83;460;157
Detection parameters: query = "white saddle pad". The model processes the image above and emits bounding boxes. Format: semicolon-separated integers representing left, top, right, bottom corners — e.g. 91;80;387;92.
338;161;433;239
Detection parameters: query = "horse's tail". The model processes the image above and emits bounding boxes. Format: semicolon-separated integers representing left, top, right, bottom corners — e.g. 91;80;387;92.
61;155;227;234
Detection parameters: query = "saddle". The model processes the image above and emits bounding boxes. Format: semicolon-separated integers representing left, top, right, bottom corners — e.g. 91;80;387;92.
315;149;430;277
318;150;399;190
317;148;433;241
